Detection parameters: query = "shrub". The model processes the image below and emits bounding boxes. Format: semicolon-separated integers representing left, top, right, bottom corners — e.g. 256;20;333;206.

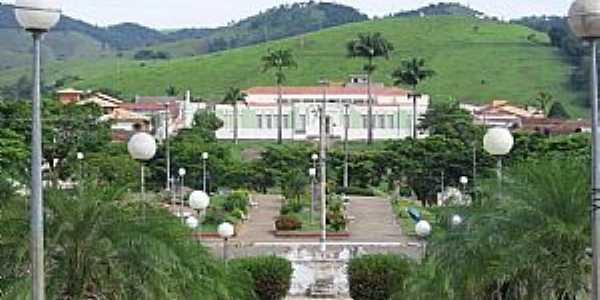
224;191;250;213
326;210;346;232
275;214;302;231
229;256;293;300
337;186;375;196
348;254;412;300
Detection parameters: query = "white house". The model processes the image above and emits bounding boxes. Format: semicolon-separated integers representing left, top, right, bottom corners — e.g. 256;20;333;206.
215;76;429;141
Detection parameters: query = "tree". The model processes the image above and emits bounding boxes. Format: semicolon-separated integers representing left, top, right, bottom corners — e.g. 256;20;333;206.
165;85;179;96
261;48;297;144
223;87;248;144
0;184;250;299
404;158;590;299
391;58;435;139
534;91;553;116
347;32;394;144
418;100;481;143
547;101;570;119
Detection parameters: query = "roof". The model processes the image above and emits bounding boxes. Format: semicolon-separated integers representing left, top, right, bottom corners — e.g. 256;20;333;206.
95;92;124;104
245;86;412;97
520;118;591;134
108;108;151;122
120;101;181;118
135;96;182;104
78;96;120;108
56;88;83;94
476;100;541;118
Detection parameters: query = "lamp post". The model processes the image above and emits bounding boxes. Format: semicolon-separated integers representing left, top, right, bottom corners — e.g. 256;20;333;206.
178;167;186;220
309;167;317;225
164;103;171;192
415;220;432;259
218;222;235;264
483;127;514;199
189;191;210;243
77;151;84;181
568;1;600;297
15;1;61;297
459;176;468;203
128;132;157;220
319;79;329;253
343;102;350;188
202;152;209;192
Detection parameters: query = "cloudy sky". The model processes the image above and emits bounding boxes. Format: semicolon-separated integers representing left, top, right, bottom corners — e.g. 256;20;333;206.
5;0;573;29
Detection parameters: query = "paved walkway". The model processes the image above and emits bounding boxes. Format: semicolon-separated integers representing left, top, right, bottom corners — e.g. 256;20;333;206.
237;194;282;242
346;196;407;243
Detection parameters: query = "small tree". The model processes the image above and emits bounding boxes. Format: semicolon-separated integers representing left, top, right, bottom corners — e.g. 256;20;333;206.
534;91;553;116
347;32;394;144
547;101;570;119
165;85;179;96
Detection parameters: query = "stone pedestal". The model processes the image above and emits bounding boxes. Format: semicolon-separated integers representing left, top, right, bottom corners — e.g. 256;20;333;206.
286;247;350;298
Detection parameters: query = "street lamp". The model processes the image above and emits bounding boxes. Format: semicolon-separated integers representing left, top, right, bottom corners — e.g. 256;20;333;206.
76;151;84;181
178;167;186;220
459;176;468;203
128;132;157;219
451;214;463;227
568;1;600;298
311;153;318;169
202;152;209;192
15;1;61;297
218;222;235;262
309;167;317;224
483;127;514;197
415;220;432;259
189;191;210;242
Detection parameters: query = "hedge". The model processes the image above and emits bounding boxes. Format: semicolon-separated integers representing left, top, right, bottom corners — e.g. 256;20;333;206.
348;254;413;300
229;256;293;300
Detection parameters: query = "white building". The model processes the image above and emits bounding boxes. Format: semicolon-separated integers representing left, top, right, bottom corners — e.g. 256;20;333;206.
215;77;429;141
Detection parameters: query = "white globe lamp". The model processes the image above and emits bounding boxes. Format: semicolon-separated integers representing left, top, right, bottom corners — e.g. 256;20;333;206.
415;220;432;238
76;152;84;160
309;168;317;177
311;153;319;161
128;132;157;161
189;191;210;210
178;168;186;177
451;215;463;227
459;176;468;185
15;0;61;32
218;222;235;239
185;216;199;229
202;152;209;160
483;127;514;156
568;0;600;39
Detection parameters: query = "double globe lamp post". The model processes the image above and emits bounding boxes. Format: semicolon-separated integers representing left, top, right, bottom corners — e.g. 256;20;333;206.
218;222;235;263
189;191;210;242
568;0;600;298
14;0;62;298
128;132;157;207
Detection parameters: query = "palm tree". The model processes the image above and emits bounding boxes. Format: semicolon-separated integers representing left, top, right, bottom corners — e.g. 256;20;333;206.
223;87;248;145
391;58;436;139
534;91;553;116
347;32;394;144
0;183;248;299
261;49;297;144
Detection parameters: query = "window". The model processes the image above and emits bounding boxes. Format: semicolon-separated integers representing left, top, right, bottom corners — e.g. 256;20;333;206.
377;115;385;129
388;115;395;129
297;114;306;133
265;114;272;129
283;115;289;129
361;115;368;129
257;114;263;129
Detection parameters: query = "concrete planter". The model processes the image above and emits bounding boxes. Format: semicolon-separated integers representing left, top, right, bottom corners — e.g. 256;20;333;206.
273;230;351;239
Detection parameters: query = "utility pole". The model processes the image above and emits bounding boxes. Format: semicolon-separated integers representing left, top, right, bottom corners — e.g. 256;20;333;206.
319;79;329;253
165;103;171;192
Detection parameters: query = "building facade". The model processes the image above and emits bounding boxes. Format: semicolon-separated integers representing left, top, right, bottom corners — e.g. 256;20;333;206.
215;80;429;141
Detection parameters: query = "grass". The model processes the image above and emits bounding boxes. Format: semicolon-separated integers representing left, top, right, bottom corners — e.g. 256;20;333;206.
0;16;583;116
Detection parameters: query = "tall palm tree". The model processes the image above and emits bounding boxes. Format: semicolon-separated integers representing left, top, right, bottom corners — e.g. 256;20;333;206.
347;32;394;144
261;49;297;144
223;87;248;145
391;58;435;139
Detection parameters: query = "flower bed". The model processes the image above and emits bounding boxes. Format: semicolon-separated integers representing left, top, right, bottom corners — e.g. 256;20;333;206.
194;190;251;237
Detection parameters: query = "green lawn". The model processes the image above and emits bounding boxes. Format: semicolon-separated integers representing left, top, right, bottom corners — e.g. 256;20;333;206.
392;199;436;236
0;16;583;116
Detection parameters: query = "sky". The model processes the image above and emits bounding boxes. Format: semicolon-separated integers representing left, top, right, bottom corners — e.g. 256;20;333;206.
4;0;574;29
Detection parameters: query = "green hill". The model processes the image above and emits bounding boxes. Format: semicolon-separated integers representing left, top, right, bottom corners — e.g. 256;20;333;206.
0;16;582;115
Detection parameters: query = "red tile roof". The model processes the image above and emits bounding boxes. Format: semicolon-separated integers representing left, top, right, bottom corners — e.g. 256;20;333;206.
245;86;411;96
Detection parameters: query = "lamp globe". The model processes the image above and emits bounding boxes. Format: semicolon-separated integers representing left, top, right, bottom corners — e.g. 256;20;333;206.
15;0;61;32
218;222;235;239
127;132;157;161
483;127;514;156
189;191;210;210
568;0;600;39
415;220;432;238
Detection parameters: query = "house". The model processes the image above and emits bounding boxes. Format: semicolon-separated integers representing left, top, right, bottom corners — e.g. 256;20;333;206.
520;118;591;135
77;92;123;115
105;108;152;141
56;88;84;104
214;75;429;141
461;100;544;128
